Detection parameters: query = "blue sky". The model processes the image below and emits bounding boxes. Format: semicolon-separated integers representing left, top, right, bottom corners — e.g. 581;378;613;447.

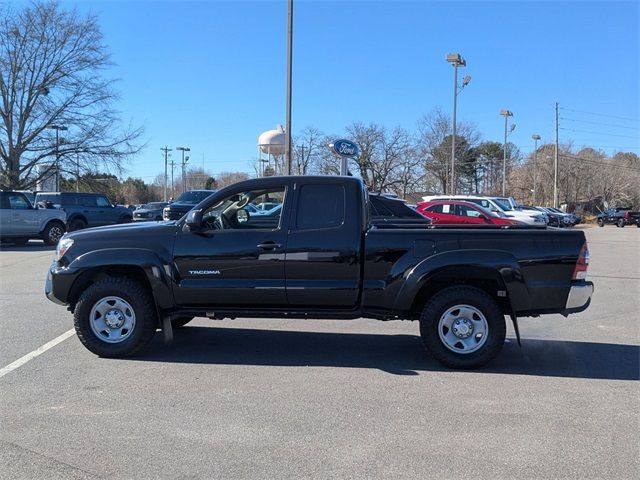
58;0;640;181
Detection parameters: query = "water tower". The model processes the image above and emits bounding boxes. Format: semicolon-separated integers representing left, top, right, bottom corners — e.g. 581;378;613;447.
258;125;285;176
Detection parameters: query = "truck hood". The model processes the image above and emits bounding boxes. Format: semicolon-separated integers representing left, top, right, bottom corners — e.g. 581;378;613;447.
66;220;178;241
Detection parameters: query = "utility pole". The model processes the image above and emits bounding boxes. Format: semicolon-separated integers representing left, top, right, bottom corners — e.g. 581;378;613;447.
285;0;293;176
176;146;190;193
169;159;177;199
161;147;172;201
554;102;560;208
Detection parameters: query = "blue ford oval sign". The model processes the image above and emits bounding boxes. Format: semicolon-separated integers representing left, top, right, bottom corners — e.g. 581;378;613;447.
331;139;359;157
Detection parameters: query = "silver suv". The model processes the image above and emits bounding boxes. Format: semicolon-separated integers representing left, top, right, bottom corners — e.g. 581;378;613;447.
0;191;67;245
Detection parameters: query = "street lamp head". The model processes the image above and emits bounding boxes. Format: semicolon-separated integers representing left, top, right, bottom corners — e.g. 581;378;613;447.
446;53;466;66
500;109;513;117
462;75;471;87
531;134;541;141
176;146;190;152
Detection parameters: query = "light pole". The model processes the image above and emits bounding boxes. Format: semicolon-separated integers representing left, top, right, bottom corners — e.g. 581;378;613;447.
285;0;293;175
446;53;467;195
531;134;541;204
176;146;190;193
48;124;68;191
499;110;514;196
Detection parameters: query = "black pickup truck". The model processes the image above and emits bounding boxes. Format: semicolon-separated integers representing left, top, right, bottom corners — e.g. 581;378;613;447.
45;176;593;369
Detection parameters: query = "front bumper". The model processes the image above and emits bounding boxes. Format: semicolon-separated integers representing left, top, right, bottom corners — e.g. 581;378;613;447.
563;281;594;314
45;261;75;306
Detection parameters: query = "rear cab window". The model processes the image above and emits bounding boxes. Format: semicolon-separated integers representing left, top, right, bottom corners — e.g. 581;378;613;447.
296;184;345;230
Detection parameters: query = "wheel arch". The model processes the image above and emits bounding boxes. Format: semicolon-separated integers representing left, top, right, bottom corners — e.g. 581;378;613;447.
394;249;529;318
66;249;174;316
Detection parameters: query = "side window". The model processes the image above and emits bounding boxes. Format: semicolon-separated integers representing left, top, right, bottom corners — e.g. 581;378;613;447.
80;195;97;207
426;204;443;213
8;193;31;209
201;187;285;230
440;203;455;215
296;184;345;230
457;204;481;217
96;196;111;207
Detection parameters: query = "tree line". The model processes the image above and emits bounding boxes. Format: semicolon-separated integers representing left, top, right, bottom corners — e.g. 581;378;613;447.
2;2;638;211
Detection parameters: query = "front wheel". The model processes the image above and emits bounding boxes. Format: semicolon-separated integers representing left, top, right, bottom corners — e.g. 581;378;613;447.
43;221;65;245
617;219;625;228
597;219;604;227
419;286;506;369
74;277;157;357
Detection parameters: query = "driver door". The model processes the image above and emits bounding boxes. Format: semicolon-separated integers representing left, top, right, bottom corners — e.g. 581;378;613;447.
172;185;290;308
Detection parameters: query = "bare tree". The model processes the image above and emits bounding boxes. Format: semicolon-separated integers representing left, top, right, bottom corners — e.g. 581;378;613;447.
292;126;324;175
0;1;143;189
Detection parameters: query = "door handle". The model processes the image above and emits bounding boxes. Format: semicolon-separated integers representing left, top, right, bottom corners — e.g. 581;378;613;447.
257;242;281;250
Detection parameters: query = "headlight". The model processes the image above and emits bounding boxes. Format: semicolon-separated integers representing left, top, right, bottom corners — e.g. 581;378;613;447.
56;238;74;261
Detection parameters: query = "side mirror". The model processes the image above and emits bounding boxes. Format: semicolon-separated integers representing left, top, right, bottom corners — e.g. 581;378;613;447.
236;208;250;224
36;201;47;209
185;210;203;231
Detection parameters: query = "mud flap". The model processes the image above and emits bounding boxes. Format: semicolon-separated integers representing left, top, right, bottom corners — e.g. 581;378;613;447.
509;313;521;347
162;316;173;345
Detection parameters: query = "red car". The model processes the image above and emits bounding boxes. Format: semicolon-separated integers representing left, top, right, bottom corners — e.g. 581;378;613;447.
416;200;522;225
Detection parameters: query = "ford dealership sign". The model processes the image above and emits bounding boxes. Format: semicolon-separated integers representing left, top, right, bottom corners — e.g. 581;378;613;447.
330;139;359;157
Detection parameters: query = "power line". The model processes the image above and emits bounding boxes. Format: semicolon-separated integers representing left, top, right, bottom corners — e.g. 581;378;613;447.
559;107;640;123
560;117;640;131
559;127;639;139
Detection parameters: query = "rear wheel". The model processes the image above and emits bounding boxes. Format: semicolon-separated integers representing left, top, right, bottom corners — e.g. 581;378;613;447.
419;286;506;369
74;277;157;357
69;218;87;231
43;221;65;245
617;219;625;228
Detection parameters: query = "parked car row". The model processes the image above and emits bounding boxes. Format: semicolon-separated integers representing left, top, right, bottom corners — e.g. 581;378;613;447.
418;195;547;226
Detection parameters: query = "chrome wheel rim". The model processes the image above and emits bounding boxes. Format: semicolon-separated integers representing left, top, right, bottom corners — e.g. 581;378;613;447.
89;296;136;344
49;226;63;243
438;304;488;354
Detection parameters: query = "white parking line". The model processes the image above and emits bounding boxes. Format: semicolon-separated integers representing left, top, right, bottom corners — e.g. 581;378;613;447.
0;329;75;379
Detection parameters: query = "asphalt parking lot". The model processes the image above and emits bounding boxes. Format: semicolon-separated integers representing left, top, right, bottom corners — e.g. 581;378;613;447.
0;226;638;480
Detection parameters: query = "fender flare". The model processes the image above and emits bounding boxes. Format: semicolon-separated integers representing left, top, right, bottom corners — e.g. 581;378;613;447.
393;249;531;314
68;248;174;310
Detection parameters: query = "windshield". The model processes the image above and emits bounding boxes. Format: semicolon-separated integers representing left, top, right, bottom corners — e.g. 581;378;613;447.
492;198;513;211
175;191;214;203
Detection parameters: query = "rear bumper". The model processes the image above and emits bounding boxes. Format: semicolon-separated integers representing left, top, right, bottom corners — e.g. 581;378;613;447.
562;281;594;314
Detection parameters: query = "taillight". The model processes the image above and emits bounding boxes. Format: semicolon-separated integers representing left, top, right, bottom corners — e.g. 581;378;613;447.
573;242;589;280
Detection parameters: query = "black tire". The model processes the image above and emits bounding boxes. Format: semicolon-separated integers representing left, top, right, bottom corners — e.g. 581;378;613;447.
155;216;163;221
118;215;132;224
171;316;194;328
617;219;625;228
69;218;87;231
419;286;506;369
43;221;65;245
597;219;604;227
74;277;157;357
